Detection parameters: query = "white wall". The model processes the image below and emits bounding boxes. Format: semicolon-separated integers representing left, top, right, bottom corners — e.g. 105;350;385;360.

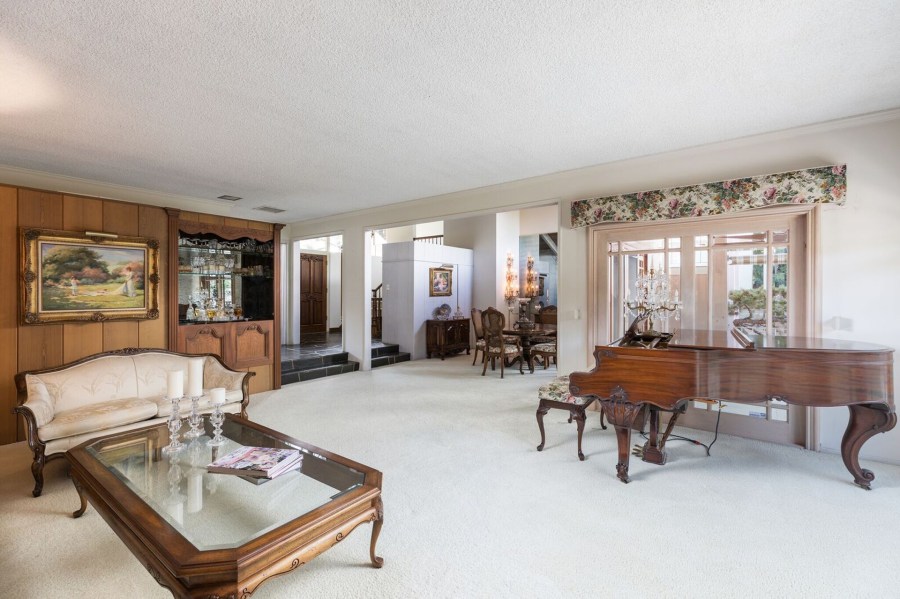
385;225;416;243
328;247;342;330
290;110;900;464
382;242;474;359
519;205;559;235
415;221;444;238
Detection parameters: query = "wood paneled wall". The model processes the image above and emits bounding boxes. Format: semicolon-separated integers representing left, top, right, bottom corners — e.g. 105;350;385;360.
0;185;278;445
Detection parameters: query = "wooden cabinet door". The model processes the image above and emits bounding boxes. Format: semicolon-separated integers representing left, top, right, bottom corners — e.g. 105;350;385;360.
233;320;274;368
177;324;230;363
300;253;327;334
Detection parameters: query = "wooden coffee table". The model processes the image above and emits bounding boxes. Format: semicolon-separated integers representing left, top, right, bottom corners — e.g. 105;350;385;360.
66;415;383;598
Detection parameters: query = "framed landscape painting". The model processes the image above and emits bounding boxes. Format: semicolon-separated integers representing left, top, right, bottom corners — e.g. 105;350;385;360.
429;267;452;297
21;229;160;324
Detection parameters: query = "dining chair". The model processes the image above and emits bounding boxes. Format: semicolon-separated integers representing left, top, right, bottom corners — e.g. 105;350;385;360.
481;307;524;378
531;341;557;369
531;305;557;367
471;308;485;365
537;305;557;325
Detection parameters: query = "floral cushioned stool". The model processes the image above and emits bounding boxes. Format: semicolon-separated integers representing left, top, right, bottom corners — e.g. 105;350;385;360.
536;375;606;461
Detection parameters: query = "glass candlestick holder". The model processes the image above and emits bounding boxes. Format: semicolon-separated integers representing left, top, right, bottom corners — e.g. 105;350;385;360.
162;396;185;454
207;401;226;446
184;395;203;439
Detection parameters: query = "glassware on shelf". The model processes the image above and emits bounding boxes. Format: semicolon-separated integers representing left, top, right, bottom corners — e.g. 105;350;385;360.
234;305;244;319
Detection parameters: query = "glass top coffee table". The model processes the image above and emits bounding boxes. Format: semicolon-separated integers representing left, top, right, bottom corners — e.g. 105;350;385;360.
66;415;383;598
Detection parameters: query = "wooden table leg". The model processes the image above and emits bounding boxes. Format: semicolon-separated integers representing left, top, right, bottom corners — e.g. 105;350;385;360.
522;339;535;373
370;497;384;568
72;476;88;518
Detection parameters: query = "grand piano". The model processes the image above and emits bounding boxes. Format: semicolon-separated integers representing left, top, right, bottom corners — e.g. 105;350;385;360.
568;327;895;489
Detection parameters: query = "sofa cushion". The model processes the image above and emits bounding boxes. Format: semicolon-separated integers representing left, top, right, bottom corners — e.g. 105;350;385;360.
132;352;195;399
23;375;55;428
29;356;139;414
38;397;158;442
152;388;244;417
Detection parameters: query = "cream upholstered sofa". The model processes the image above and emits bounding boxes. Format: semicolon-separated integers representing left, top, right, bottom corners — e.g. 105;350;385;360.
14;348;252;497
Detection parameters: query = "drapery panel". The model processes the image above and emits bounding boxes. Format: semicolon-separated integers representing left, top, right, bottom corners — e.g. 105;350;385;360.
570;165;846;227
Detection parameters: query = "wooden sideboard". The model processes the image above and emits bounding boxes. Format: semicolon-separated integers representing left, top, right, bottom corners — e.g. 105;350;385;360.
426;318;470;360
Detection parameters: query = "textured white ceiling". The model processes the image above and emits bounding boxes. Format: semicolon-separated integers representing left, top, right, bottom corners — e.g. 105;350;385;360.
1;1;899;223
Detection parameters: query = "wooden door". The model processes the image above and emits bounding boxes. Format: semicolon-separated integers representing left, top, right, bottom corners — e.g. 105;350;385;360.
299;253;327;334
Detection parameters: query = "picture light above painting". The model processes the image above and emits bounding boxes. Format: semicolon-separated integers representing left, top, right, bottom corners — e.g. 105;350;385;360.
20;228;160;324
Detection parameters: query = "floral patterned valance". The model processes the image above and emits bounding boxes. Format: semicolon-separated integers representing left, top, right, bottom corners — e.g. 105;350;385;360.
570;165;846;228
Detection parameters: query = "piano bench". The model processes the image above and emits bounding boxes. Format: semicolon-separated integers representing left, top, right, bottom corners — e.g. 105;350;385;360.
536;375;606;461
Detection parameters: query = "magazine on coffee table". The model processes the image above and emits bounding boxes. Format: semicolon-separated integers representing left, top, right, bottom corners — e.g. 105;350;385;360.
208;446;303;479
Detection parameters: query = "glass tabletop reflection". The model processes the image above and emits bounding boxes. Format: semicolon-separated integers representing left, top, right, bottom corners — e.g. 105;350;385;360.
85;417;366;551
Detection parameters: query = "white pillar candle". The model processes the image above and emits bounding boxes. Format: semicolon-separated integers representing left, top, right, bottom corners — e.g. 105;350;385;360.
210;387;226;405
166;370;183;399
187;357;204;398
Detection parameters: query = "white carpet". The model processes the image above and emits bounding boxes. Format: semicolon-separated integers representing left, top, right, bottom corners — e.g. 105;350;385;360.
2;355;900;599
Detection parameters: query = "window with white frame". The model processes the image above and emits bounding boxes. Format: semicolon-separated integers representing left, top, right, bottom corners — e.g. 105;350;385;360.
589;206;816;446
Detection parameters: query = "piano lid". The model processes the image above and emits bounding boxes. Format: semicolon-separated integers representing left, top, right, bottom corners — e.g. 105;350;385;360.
668;329;894;353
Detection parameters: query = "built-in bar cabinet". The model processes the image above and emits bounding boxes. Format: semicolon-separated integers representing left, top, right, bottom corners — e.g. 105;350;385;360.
166;209;283;392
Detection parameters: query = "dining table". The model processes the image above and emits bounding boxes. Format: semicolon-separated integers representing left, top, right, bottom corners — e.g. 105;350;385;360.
502;323;556;373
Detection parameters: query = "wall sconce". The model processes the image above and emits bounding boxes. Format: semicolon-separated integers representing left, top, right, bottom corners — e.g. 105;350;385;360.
513;255;540;329
523;255;539;299
504;252;518;323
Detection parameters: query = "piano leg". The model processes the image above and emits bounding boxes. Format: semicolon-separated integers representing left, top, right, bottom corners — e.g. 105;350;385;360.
641;404;687;465
599;398;647;484
841;404;897;490
642;409;667;465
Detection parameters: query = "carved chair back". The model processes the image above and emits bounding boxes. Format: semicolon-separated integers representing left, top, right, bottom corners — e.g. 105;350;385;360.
471;308;484;340
481;307;508;350
536;305;557;326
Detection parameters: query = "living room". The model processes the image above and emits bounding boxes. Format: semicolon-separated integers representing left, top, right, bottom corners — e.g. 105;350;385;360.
2;3;900;598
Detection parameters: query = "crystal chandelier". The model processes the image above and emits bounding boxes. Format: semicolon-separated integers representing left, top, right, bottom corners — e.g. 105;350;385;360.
625;268;681;333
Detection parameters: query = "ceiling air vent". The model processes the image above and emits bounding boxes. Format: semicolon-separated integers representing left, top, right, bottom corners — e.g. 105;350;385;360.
254;206;286;214
217;195;242;202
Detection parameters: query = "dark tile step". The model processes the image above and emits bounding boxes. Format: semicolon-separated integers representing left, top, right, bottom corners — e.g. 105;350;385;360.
372;343;400;358
371;352;411;368
281;361;359;385
282;352;349;373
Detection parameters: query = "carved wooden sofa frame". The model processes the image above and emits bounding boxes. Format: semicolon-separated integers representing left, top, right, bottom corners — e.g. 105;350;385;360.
14;348;253;497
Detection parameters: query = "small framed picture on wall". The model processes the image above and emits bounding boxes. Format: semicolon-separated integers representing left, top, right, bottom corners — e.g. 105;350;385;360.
429;267;452;297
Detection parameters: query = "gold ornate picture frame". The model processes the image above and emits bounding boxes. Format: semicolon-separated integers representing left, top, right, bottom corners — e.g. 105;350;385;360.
21;228;160;324
429;267;452;297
